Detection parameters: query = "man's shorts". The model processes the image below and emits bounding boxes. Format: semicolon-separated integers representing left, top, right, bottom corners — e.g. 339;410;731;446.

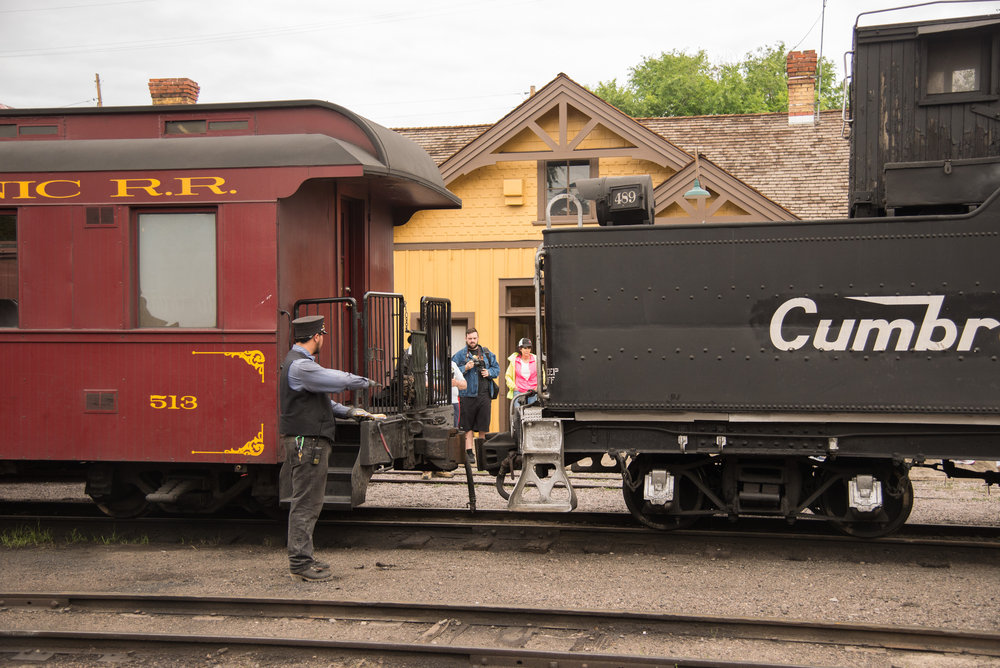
459;394;491;432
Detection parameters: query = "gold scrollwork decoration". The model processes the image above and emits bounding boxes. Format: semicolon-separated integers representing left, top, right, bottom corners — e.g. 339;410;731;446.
192;423;265;457
192;350;266;382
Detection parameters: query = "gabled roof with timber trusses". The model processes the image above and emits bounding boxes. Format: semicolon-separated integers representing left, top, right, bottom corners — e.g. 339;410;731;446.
656;155;794;223
397;74;850;222
438;73;691;183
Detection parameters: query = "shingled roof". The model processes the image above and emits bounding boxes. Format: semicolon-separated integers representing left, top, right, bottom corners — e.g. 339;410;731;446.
394;124;489;166
639;110;848;220
396;108;849;221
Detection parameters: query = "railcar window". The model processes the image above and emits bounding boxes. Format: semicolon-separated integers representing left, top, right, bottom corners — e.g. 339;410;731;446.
164;119;249;135
924;33;991;96
208;120;249;131
137;212;216;328
17;125;58;136
85;207;115;226
544;160;594;218
0;125;14;138
0;212;16;328
165;120;207;135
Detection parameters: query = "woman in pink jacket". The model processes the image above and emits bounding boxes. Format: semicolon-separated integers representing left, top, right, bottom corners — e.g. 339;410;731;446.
505;337;538;399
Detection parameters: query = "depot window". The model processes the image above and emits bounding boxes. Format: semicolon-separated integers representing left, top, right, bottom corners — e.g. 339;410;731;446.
0;211;16;328
137;212;217;328
539;159;595;224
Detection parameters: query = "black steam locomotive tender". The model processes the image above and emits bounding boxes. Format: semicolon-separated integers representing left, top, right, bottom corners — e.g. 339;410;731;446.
483;173;1000;538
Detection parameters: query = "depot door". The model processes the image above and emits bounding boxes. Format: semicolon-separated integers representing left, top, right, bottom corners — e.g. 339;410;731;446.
499;279;537;432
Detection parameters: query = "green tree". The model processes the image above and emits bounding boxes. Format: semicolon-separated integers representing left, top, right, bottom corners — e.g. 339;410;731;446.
591;43;841;117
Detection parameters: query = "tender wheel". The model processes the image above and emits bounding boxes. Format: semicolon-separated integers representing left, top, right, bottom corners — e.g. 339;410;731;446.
622;456;705;530
819;469;913;538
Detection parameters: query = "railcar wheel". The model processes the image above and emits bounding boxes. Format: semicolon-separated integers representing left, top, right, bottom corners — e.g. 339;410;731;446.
244;495;283;520
90;485;151;519
622;456;705;530
819;470;913;538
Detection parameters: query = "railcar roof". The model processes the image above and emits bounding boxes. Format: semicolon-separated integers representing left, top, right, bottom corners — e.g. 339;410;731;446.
0;99;461;211
855;11;1000;37
1;134;379;172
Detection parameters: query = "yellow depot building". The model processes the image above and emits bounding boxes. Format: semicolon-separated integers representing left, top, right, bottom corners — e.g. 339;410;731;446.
395;65;846;432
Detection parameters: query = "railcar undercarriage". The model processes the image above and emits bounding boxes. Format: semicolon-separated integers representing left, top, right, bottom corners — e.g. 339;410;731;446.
75;405;463;518
482;408;1000;538
619;453;916;537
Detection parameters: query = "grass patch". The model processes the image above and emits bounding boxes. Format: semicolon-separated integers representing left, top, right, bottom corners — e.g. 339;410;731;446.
92;530;149;545
65;528;88;544
1;524;151;547
1;522;54;548
178;535;225;547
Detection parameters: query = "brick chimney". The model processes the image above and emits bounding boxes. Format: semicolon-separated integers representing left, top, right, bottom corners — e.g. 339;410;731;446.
786;50;816;125
148;78;200;105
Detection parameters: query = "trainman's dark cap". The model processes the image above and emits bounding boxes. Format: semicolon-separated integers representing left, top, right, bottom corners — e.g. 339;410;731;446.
293;315;325;339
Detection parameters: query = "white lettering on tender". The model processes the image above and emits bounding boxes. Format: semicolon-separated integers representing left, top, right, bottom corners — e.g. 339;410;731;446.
768;295;999;353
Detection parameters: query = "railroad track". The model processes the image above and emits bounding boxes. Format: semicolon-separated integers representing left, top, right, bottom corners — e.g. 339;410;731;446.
2;592;998;667
2;503;999;552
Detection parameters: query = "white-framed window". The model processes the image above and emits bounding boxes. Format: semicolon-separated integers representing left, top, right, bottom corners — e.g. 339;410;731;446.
539;159;596;223
137;211;217;328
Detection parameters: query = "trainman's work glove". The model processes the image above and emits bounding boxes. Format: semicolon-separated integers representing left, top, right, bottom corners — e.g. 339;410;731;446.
347;407;387;420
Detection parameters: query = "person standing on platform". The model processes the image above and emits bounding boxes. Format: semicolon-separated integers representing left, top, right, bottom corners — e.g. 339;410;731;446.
279;315;381;582
451;359;467;426
452;328;499;465
505;337;539;404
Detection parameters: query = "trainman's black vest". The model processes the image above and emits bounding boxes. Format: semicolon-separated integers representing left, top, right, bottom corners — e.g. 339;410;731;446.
279;348;337;441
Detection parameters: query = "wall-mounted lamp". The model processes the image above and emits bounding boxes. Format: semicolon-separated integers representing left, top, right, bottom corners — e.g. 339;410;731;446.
684;150;710;199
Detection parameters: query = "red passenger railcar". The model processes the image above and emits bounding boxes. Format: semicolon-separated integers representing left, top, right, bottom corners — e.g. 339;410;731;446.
0;100;460;515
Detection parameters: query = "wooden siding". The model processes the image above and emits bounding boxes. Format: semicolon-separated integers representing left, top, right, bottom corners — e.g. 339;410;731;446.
396;162;542;244
851;19;1000;215
395;246;537;432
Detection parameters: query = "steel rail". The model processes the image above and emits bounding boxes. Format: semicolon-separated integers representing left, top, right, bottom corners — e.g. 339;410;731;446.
0;631;790;668
2;592;999;660
371;471;622;489
1;505;999;550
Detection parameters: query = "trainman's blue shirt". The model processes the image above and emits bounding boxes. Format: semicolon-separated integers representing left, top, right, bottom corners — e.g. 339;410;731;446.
287;344;369;418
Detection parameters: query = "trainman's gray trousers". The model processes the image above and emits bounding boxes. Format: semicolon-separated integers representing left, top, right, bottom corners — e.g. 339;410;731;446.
280;435;330;572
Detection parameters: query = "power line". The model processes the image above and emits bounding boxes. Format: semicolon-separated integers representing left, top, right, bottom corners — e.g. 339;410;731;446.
0;0;539;58
789;3;825;53
364;91;526;110
0;0;151;14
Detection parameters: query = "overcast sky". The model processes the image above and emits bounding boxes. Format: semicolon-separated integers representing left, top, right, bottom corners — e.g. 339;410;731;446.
2;0;999;127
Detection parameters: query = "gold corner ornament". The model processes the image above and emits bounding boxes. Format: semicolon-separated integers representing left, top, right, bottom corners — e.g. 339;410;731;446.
192;349;266;382
192;423;265;457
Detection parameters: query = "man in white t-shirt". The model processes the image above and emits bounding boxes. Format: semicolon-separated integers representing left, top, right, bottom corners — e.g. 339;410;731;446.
450;360;466;426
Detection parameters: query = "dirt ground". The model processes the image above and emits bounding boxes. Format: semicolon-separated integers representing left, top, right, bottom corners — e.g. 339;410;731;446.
1;464;999;667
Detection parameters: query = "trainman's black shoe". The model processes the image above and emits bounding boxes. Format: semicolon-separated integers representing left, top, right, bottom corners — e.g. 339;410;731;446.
466;449;476;465
290;565;332;581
